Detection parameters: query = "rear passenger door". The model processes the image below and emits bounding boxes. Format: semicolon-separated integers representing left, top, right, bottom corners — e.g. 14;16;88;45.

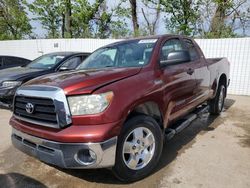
159;38;197;122
182;38;210;103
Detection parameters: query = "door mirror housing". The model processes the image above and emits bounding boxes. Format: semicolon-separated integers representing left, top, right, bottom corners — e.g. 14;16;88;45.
160;50;191;66
58;66;71;71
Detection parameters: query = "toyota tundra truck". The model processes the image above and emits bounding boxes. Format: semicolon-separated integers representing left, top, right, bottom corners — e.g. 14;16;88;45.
9;35;230;182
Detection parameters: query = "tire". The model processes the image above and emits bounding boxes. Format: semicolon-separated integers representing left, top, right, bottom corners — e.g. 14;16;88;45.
112;115;163;182
209;83;226;115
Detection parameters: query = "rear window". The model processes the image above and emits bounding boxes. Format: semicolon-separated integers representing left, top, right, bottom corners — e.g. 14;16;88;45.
183;39;199;61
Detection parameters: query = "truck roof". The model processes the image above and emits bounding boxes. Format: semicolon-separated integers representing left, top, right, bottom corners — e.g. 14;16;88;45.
104;34;191;47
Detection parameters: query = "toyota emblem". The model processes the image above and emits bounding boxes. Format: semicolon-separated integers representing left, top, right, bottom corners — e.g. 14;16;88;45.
25;103;35;114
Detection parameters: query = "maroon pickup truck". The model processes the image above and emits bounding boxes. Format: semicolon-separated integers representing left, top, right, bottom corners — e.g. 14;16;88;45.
10;35;230;182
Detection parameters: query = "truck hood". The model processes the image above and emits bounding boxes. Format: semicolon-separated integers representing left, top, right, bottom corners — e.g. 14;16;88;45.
0;66;45;83
25;67;142;95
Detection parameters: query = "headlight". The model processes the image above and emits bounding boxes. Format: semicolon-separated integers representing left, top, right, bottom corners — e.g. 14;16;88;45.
68;91;114;115
2;81;22;88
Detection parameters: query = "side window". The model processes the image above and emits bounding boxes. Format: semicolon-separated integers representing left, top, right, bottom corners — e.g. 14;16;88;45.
102;49;117;61
160;39;184;62
4;57;15;66
82;54;89;61
94;48;117;67
61;56;82;70
183;39;199;61
16;58;30;65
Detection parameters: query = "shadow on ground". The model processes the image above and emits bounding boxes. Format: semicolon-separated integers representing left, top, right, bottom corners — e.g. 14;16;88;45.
0;173;47;188
50;98;235;184
155;98;235;173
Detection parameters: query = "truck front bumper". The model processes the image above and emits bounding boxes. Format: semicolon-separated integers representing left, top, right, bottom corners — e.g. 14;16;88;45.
12;128;117;169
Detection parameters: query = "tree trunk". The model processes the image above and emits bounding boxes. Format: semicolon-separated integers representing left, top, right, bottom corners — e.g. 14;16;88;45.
62;13;65;38
129;0;139;36
64;0;72;38
210;0;228;34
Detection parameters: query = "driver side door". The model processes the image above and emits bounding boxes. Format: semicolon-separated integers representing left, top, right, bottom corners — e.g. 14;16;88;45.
159;38;197;124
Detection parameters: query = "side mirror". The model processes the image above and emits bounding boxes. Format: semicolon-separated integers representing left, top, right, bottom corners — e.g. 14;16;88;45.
160;50;190;66
58;66;70;71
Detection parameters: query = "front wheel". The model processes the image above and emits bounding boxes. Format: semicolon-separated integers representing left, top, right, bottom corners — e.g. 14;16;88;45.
209;84;226;115
112;115;163;182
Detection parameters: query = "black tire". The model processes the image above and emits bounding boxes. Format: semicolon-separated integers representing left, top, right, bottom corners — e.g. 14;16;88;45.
112;115;163;182
209;83;226;115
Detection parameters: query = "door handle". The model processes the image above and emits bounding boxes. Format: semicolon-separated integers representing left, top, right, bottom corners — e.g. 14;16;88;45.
187;68;194;75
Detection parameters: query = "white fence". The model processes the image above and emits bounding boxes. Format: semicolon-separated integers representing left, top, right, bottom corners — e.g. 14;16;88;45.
196;38;250;95
0;38;249;96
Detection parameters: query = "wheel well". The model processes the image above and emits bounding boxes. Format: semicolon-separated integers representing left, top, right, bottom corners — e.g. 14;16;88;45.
126;102;164;130
219;74;227;96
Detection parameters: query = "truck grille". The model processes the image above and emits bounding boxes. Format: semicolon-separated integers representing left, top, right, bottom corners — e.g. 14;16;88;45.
14;96;58;126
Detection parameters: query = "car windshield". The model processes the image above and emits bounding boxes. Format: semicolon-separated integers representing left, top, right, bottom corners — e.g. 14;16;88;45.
77;39;158;70
27;54;66;69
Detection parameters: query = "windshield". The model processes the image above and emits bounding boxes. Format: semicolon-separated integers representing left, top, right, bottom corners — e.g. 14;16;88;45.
27;54;66;69
78;39;158;70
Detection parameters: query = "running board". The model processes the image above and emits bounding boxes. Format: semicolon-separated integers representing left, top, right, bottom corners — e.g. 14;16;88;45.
165;105;209;140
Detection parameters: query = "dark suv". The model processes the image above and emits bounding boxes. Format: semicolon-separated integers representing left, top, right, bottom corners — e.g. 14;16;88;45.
0;56;31;70
0;52;90;108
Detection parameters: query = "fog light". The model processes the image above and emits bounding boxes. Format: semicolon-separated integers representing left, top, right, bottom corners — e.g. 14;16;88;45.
75;149;97;166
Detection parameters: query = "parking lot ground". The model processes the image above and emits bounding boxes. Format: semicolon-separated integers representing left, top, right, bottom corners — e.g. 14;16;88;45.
0;95;250;188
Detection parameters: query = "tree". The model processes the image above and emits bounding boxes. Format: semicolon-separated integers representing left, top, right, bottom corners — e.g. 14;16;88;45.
0;0;32;40
208;0;236;37
63;0;72;38
141;0;161;35
93;0;131;38
70;0;104;38
234;5;250;36
157;0;200;36
27;0;61;38
107;0;132;38
129;0;139;36
225;0;250;37
198;0;249;38
93;1;111;38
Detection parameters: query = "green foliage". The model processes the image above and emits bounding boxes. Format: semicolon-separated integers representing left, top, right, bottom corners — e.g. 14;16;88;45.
159;0;201;36
204;25;237;38
110;20;131;38
1;0;249;39
0;0;32;40
26;0;61;38
94;11;112;38
108;1;131;38
71;0;104;38
207;0;235;38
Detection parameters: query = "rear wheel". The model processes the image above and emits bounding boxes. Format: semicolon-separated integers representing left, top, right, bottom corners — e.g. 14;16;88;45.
112;115;163;182
209;84;226;115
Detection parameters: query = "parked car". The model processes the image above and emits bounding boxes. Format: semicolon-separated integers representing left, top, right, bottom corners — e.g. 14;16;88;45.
0;56;31;70
9;35;230;182
0;52;90;108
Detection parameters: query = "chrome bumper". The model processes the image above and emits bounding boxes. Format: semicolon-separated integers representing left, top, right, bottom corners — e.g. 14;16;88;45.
12;128;117;169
